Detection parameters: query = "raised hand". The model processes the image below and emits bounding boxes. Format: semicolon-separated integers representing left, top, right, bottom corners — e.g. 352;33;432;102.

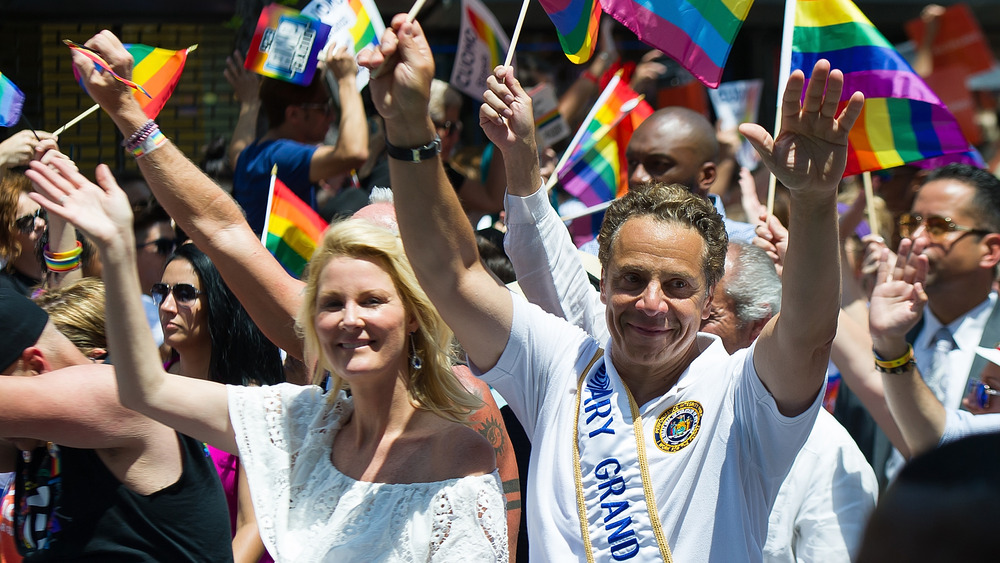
740;60;864;195
224;50;260;104
0;130;57;169
69;30;138;113
753;214;789;277
326;45;359;81
358;15;434;128
25;159;133;248
869;238;929;343
480;66;535;153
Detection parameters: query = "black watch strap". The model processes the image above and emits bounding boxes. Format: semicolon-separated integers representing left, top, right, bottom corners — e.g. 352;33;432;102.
385;135;442;163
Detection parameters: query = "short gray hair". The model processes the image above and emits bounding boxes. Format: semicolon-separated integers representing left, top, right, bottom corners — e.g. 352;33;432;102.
725;242;781;324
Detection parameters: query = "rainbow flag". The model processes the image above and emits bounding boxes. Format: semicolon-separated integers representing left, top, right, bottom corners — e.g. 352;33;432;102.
450;0;511;100
302;0;385;91
125;44;196;119
538;0;601;64
556;75;652;244
558;73;652;204
261;166;328;279
793;0;971;175
600;0;753;88
0;72;25;127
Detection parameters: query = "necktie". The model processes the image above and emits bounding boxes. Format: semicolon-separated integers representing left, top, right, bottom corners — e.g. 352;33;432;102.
925;326;955;401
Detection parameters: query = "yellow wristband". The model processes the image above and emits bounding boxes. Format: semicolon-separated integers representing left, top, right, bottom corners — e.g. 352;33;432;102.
873;344;913;369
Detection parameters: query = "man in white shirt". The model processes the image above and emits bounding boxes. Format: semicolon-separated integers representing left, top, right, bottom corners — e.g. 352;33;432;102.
360;15;863;562
835;163;1000;483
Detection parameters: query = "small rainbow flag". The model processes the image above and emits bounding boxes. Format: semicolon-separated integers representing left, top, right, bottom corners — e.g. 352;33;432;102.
538;0;601;64
600;0;753;88
126;44;196;119
261;165;328;279
450;0;511;100
346;0;382;55
302;0;385;91
556;74;652;244
0;72;25;127
558;73;652;203
793;0;972;175
69;42;195;119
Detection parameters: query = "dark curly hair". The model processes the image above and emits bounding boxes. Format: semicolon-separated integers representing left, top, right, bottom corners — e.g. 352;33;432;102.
597;182;728;289
168;244;284;386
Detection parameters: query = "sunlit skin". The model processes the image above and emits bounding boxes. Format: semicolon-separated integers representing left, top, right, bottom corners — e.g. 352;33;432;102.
625;114;715;196
908;180;988;294
600;216;714;403
313;256;418;384
158;258;209;354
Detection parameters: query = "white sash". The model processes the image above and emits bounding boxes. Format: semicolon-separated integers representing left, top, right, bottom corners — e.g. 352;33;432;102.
573;350;673;562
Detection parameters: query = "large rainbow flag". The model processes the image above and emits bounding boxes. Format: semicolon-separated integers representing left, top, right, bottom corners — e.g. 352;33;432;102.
261;166;328;279
556;74;652;245
0;72;25;127
538;0;601;64
793;0;971;175
125;44;197;119
600;0;753;88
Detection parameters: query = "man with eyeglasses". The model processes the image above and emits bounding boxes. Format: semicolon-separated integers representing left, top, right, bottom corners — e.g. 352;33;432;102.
232;46;368;236
835;163;1000;485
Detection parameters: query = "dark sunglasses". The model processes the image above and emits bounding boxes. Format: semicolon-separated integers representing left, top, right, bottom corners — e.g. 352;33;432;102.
15;208;46;233
968;380;1000;409
897;212;990;240
137;237;177;256
151;282;202;307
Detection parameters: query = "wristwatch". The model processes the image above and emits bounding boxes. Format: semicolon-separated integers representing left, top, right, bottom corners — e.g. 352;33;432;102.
385;135;442;163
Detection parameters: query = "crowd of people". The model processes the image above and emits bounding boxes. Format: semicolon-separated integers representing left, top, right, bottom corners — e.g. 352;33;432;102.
1;6;999;563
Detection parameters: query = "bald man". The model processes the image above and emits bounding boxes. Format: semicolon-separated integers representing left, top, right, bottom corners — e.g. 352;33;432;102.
622;107;756;244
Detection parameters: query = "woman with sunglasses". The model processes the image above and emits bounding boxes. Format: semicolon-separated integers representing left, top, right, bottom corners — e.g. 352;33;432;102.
0;174;48;296
28;161;508;562
152;242;284;563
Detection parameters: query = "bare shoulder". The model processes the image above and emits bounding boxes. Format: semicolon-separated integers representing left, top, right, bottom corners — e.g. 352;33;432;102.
431;420;498;480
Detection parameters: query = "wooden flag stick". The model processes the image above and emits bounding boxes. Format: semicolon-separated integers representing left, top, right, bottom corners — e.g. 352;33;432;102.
53;103;100;136
503;0;531;68
862;171;879;237
370;0;429;79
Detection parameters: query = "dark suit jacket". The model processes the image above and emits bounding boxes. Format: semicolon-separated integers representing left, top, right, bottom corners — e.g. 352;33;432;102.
833;296;1000;490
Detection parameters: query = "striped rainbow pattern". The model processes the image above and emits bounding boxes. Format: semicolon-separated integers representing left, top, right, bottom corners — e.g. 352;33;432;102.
125;44;194;119
467;5;504;69
793;0;971;175
264;175;328;279
0;72;25;127
560;75;653;203
348;0;381;55
600;0;753;88
538;0;601;64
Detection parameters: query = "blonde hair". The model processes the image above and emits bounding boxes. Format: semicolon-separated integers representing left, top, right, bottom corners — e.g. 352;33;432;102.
297;219;481;423
34;278;107;358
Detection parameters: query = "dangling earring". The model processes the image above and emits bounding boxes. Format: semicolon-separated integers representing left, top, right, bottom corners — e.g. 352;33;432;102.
410;332;423;370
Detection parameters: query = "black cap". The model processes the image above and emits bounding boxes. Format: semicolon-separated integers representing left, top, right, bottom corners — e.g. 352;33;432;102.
0;287;48;372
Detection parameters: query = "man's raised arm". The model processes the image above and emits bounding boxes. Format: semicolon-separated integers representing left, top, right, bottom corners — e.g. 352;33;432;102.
68;31;304;355
358;17;512;371
740;60;864;415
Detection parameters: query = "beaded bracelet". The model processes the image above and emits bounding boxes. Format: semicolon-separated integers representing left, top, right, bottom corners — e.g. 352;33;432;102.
131;128;166;158
873;344;913;369
44;241;82;272
123;119;157;150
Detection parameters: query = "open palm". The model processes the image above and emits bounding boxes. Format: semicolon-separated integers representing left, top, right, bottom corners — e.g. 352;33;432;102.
740;60;864;194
